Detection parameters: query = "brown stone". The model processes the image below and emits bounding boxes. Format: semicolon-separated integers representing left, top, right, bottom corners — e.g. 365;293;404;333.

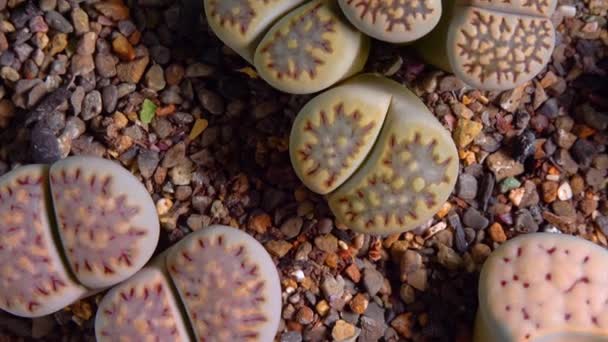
117;55;149;84
265;240;292;258
391;313;414;338
486;150;525;181
94;0;130;21
343;263;361;283
471;243;491;264
0;99;15;128
488;223;507;242
349;293;368;314
248;213;271;234
296;306;314;325
332;320;357;341
570;175;585;195
580;198;598;217
542;181;559;203
112;34;136;61
314;234;338;253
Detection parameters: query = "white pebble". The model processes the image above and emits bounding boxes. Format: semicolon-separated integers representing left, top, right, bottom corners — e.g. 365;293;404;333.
558;5;577;18
155;198;173;216
557;182;573;201
546;174;560;181
291;269;305;283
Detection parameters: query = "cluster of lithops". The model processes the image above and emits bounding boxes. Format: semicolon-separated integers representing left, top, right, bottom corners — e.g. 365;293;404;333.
0;156;159;317
475;233;608;341
95;225;282;342
204;0;370;94
205;0;558;92
290;73;459;235
338;0;443;43
417;0;557;90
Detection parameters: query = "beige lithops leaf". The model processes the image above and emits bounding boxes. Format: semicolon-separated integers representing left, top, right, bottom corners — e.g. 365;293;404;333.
475;233;608;342
289;75;392;194
166;225;282;342
0;165;87;318
447;5;556;90
254;0;370;94
338;0;442;43
327;77;458;235
204;0;307;62
49;157;159;289
95;258;190;342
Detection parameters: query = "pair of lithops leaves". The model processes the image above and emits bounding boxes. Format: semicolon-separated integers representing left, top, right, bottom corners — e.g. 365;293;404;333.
290;73;459;235
0;157;159;318
476;233;608;342
342;0;558;90
205;0;370;94
95;225;281;342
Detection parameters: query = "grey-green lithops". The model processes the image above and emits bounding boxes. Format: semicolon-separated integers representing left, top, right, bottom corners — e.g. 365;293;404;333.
205;0;370;94
95;225;282;342
0;156;159;318
204;0;306;63
338;0;442;43
416;0;557;90
290;74;459;235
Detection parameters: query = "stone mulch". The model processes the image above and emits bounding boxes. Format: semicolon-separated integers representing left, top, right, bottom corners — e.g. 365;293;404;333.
0;0;606;341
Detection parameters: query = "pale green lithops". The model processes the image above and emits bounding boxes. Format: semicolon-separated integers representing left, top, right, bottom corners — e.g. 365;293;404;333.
475;233;608;342
338;0;442;43
290;74;458;235
290;80;392;194
0;156;160;318
416;0;557;90
253;0;370;94
203;0;307;62
95;225;282;342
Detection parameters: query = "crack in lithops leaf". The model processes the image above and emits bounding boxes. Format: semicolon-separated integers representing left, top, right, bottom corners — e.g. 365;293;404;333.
259;3;336;80
336;133;452;230
97;273;182;341
206;0;275;35
456;11;553;85
298;103;375;190
346;0;435;31
168;234;268;341
51;169;146;278
0;172;70;315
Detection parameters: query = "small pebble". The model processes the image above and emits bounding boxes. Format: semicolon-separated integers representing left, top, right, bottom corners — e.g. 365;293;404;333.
557;182;573;201
463;207;489;230
456;173;477;200
44;11;73;33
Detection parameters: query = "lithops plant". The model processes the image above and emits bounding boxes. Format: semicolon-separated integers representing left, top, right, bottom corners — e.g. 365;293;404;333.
416;0;557;90
337;0;442;43
95;225;282;342
0;156;159;318
95;254;191;342
203;0;307;62
290;74;459;235
204;0;370;94
49;157;159;288
0;165;87;317
254;0;370;94
475;233;608;342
